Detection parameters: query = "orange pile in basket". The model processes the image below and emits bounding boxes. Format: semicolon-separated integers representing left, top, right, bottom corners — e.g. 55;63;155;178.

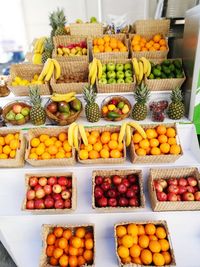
93;35;128;53
116;223;172;266
0;132;20;159
131;34;167;52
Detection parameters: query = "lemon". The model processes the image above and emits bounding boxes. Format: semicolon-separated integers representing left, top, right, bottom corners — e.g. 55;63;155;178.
14;76;21;83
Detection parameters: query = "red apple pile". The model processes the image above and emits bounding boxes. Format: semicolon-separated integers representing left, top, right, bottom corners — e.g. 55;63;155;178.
154;176;200;202
25;176;72;210
94;173;141;208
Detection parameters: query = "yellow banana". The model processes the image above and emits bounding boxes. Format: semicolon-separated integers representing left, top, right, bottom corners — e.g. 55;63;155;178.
68;122;77;146
128;121;147;139
73;125;79;150
146;59;151;77
65;96;76;102
51;92;76;102
34;39;40;53
138;61;144;83
132;58;140;77
38;58;52;81
52;59;61;79
118;122;127;143
89;58;97;79
90;64;97;86
97;59;103;79
44;60;54;81
78;124;88;146
36;38;44;53
140;57;148;74
126;125;132;147
32;53;42;64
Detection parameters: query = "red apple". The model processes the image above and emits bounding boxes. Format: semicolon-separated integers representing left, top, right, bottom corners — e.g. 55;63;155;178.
52;193;62;201
55;199;64;209
107;189;117;198
122;178;130;188
168;178;178;186
66;178;72;188
43;185;52;195
58;176;68;186
187;177;197;187
13;104;22;113
48;176;57;186
182;192;195;201
118;197;128;207
95;176;103;185
26;200;35;209
156;179;167;189
154;181;163;192
167;192;178;201
53;184;62;194
126;188;136;198
129;197;139;207
61;190;71;200
178;178;188;186
108;198;117;207
186;186;195;193
34;184;42;191
64;199;71;208
178;186;187;195
34;199;45;209
168;185;179;194
177;195;181;201
44;197;54;208
104;177;112;184
29;176;38;187
112;175;122;185
26;189;36;200
131;184;139;193
117;184;127;193
61;185;67;191
193;186;199;193
38;177;47;187
127;174;137;184
35;188;45;199
156;192;167;201
98;197;108;207
194;191;200;201
101;182;111;191
94;187;103;199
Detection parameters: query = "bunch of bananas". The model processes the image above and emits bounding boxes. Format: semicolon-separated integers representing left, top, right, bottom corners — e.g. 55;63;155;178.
89;58;103;86
118;121;147;147
132;57;151;84
68;122;88;150
32;37;46;64
38;58;61;82
51;92;76;102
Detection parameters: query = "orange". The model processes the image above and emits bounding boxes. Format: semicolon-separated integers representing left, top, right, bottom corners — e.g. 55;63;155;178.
117;246;129;259
111;132;119;141
168;137;176;145
14;133;19;139
89;150;99;159
121;234;134;248
49;257;58;266
54;227;63;238
110;41;117;49
53;247;63;259
150;138;159;147
46;245;55;257
149;40;154;46
48;145;58;155
139;139;150;149
44;138;54;147
153;43;160;50
4;134;14;145
138;235;149;248
138;225;145;236
36;146;45;156
110;149;121;158
85;232;93;239
78;247;84;256
10;150;16;158
69;255;78;267
140;249;152;265
3;145;11;155
84;144;93;152
91;130;100;138
121;256;131;264
93;38;98;45
108;140;118;150
133;44;141;51
83;250;93;261
79;149;88;160
117;41;124;49
31;137;40;147
42;152;51;159
166;127;176;138
104;46;112;52
149;235;158;241
149;46;156;51
63;229;72;240
145;223;156;235
71;237;82;249
59;254;68;266
153;252;165;266
162;251;172;264
120;46;127;52
158;134;168;144
160;45;167;50
77;255;86;266
136;148;146;156
149;240;161;253
56;151;65;159
93;46;100;53
47;233;56;245
159;239;170;251
75;227;86;238
146;128;157;139
100;132;110;144
146;42;152;49
132;133;143;143
151;147;161;155
132;257;142;264
129;244;141;257
159;39;166;46
39;134;49;142
10;139;19;150
142;47;148;51
88;135;97;145
85;238;94;250
127;224;138;236
100;148;109;158
97;38;104;46
58;237;68;249
103;35;110;43
29;153;38;159
131;39;139;46
98;45;104;52
93;142;102;152
132;235;138;245
116;225;127;237
55;140;62;148
156;227;166;239
170;144;181;155
153;34;162;43
69;246;78;256
0;137;5;146
133;34;141;42
160;143;170;154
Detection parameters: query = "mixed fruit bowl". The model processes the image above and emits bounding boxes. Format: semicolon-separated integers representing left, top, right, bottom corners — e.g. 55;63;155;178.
3;102;31;125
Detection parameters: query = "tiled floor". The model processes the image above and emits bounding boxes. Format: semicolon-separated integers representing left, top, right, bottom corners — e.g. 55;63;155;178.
0;242;17;267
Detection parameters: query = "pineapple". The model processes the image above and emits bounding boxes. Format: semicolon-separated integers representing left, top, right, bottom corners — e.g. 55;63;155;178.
168;87;185;120
49;8;67;37
132;82;150;121
42;38;53;64
83;86;100;123
29;86;46;125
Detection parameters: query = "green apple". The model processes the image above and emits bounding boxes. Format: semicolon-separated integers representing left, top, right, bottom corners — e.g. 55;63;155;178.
118;101;125;109
21;107;30;116
117;78;125;84
108;78;116;84
90;16;97;23
107;71;116;79
124;63;132;70
106;63;115;71
101;73;107;79
15;113;24;120
102;64;107;72
6;111;15;121
116;63;124;71
125;77;133;83
116;71;124;79
99;78;107;84
125;70;133;78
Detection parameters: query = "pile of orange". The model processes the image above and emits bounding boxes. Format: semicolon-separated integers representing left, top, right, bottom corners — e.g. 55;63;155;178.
0;132;20;159
131;34;168;52
116;223;172;266
29;132;72;160
132;125;181;156
79;130;124;160
46;226;94;266
93;35;128;53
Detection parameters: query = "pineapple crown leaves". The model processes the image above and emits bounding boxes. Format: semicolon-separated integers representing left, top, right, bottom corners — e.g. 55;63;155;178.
29;86;42;106
83;85;97;105
134;81;150;104
49;8;67;29
171;86;184;103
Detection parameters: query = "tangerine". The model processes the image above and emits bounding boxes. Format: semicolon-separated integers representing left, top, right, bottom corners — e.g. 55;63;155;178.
159;239;170;251
31;137;40;147
151;147;161;155
136;148;146;156
53;247;64;259
46;245;55;257
149;240;161;253
75;227;86;238
138;235;149;248
63;229;72;240
166;127;176;138
47;233;56;245
59;254;68;266
153;252;165;266
145;223;156;235
79;150;88;160
89;150;99;159
170;144;181;155
140;249;152;265
129;244;141;257
156;227;166;239
160;143;170;154
83;250;93;261
127;224;138;236
132;133;143;143
139;139;150;149
110;149;121;158
121;234;134;248
54;227;63;238
158;135;168;144
162;251;171;264
117;246;129;259
69;255;78;267
116;225;127;237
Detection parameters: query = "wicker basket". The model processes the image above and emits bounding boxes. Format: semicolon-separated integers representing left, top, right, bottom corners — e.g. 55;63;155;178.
130;123;183;164
92;169;145;211
45;99;82;126
22;172;77;214
78;126;126;164
145;58;186;91
135;19;170;36
3;101;31;125
70;22;103;36
114;220;176;267
101;96;131;121
92;34;129;60
7;64;51;96
40;224;96;267
50;61;89;94
0;129;26;167
52;35;89;62
25;127;76;167
149;167;200;212
96;58;136;93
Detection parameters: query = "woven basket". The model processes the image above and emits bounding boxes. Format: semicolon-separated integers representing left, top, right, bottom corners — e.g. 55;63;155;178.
130;123;183;164
0;129;25;168
70;22;103;36
92;34;129;60
22;172;77;214
101;96;131;121
149;167;200;212
92;169;145;212
25;127;76;167
135;19;170;36
50;61;89;94
78;126;126;164
114;220;176;267
96;58;136;93
45;99;82;126
145;58;186;91
7;64;51;96
52;35;89;62
40;224;96;267
25;52;34;63
3;101;31;125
